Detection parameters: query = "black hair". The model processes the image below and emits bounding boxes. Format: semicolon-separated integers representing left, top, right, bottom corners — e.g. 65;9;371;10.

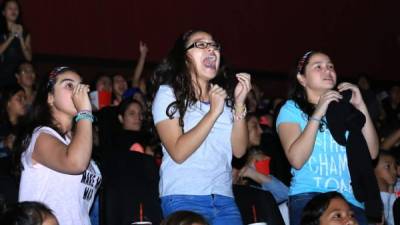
0;84;24;124
288;51;329;131
118;98;143;116
151;29;235;127
373;149;396;168
300;191;348;225
15;61;34;75
161;210;209;225
0;201;56;225
0;0;24;35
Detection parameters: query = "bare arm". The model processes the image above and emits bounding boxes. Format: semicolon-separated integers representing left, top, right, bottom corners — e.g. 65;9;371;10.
0;35;15;55
32;120;93;174
231;73;252;157
381;128;400;150
131;41;148;88
278;91;343;169
19;33;32;61
278;121;320;169
32;84;92;174
156;84;226;164
156;110;220;164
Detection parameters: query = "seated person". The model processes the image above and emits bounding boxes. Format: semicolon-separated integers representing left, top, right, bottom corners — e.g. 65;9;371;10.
161;210;209;225
0;201;58;225
374;150;398;225
300;191;358;225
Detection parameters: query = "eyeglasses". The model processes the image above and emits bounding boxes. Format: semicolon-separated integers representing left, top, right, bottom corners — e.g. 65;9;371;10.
185;41;221;51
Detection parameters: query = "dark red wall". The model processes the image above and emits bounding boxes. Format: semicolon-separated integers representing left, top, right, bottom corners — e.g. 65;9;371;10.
20;0;400;80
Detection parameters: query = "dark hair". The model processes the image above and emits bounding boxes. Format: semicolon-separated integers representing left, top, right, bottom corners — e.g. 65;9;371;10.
16;61;34;75
13;66;78;173
161;210;209;225
0;0;23;34
289;51;328;131
0;201;56;225
0;84;24;124
300;191;348;225
152;29;235;127
118;98;143;116
373;149;396;168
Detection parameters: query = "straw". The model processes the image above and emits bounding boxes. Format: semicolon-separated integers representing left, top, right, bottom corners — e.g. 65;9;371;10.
252;204;257;223
140;203;143;222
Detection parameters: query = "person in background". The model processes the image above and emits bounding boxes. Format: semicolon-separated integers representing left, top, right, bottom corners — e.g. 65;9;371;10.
0;201;59;225
0;0;32;88
300;191;357;225
15;62;36;106
374;150;398;225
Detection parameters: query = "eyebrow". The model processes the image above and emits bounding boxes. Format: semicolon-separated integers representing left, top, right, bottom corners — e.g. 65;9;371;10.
58;78;80;84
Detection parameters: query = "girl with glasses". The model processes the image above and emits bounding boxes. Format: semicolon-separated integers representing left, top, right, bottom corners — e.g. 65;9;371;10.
151;30;251;225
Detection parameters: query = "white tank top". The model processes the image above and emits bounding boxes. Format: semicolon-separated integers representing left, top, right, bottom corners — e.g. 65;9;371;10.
19;126;102;225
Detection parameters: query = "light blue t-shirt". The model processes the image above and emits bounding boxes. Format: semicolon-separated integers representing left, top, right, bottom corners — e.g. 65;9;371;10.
276;100;363;208
152;85;234;197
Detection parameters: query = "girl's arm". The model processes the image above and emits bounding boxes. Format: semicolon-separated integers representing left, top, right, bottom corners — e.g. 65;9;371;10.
32;84;92;174
231;73;252;157
155;84;226;164
19;33;32;61
278;91;342;169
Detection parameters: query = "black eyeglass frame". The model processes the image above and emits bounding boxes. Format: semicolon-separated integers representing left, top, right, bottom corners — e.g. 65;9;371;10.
185;41;221;51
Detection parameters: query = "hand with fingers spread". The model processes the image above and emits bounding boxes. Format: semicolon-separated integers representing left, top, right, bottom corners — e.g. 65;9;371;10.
208;84;227;116
139;41;148;56
313;90;343;119
337;82;366;110
234;73;252;105
72;84;92;112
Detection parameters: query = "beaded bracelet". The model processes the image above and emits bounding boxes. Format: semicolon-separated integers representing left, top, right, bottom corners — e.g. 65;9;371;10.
233;104;247;121
75;111;94;123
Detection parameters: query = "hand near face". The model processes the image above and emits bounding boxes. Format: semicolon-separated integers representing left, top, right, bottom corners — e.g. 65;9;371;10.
72;84;91;112
234;73;251;105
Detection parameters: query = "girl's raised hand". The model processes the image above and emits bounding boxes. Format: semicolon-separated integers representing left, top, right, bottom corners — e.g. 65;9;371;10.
72;84;91;112
234;73;252;105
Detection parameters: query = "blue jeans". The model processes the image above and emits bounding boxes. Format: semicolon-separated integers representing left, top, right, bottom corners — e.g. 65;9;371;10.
288;192;368;225
161;194;243;225
259;175;289;204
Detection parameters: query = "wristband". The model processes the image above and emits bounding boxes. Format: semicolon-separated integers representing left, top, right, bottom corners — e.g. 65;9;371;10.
233;104;247;121
75;111;94;123
309;116;321;123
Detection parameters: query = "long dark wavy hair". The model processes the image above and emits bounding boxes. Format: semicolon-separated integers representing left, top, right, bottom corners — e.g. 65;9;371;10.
288;50;328;131
0;0;24;35
151;29;235;127
13;66;78;173
300;191;349;225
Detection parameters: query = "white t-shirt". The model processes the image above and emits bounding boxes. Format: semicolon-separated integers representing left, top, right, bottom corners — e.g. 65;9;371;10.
19;126;102;225
380;192;396;225
152;85;234;197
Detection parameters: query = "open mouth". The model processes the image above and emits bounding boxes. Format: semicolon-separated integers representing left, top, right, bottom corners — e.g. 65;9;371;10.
203;54;217;70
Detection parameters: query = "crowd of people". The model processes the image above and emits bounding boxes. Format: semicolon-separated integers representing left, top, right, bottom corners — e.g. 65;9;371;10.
0;1;400;225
